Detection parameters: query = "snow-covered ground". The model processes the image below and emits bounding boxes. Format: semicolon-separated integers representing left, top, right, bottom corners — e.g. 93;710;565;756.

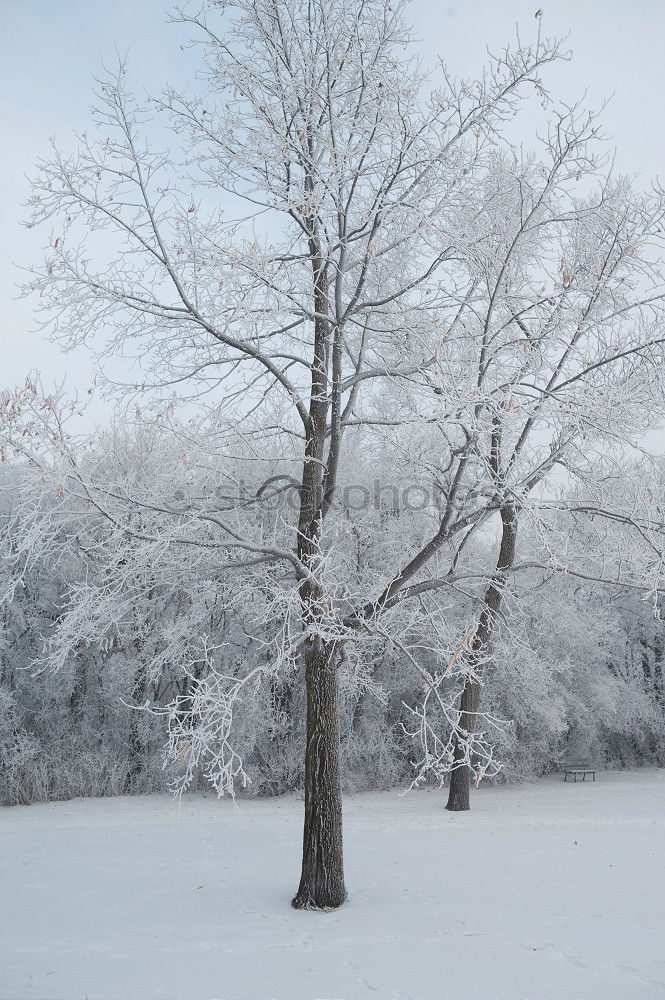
2;770;664;1000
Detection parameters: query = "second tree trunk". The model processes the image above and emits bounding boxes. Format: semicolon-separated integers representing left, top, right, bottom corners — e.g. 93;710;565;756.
446;505;518;812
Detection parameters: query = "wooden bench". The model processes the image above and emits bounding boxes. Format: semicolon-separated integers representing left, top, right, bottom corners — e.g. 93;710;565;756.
561;758;596;782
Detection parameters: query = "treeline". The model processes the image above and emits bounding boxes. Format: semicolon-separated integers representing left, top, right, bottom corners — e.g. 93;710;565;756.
2;444;663;808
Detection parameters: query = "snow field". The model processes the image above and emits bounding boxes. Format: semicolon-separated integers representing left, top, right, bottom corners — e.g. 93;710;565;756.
2;769;664;1000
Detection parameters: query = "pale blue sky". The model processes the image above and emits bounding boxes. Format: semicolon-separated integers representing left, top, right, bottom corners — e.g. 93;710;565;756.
3;0;665;427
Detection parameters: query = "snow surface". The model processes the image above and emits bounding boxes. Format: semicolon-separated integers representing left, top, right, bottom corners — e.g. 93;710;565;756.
2;770;664;1000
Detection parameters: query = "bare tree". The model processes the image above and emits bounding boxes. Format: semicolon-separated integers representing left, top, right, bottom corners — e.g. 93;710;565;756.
22;1;565;907
381;137;665;810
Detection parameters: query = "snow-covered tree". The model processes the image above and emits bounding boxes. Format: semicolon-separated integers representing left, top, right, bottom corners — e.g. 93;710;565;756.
19;0;570;908
8;0;665;908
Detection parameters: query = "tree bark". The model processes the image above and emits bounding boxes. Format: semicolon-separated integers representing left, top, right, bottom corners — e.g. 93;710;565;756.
446;504;518;812
292;638;346;909
69;652;88;726
654;627;664;707
446;677;480;811
289;205;348;907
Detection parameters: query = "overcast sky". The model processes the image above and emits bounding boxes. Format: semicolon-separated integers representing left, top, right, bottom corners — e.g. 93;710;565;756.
3;0;665;429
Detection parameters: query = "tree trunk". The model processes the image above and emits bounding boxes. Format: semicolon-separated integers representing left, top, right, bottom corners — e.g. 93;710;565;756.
446;504;517;812
446;677;479;811
69;652;88;726
290;205;346;907
654;628;664;708
292;638;346;910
